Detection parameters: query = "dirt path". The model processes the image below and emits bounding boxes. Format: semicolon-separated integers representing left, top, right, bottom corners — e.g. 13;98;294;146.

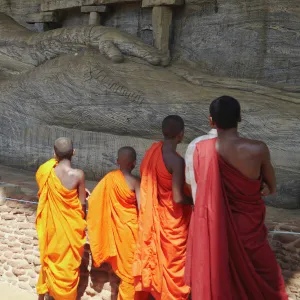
0;282;35;300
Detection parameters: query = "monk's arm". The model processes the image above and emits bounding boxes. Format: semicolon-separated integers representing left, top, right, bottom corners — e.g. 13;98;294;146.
172;157;193;205
261;143;276;195
77;170;87;218
135;178;141;210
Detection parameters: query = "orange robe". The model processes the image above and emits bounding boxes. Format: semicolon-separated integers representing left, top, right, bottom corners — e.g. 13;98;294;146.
87;170;139;300
36;159;86;300
133;142;192;300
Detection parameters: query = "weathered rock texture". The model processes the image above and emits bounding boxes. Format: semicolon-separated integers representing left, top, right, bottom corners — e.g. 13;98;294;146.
0;3;300;210
2;1;300;84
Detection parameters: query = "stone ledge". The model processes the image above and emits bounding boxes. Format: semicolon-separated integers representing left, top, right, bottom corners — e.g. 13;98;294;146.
142;0;183;7
26;12;60;24
0;183;22;204
41;0;140;11
81;5;109;13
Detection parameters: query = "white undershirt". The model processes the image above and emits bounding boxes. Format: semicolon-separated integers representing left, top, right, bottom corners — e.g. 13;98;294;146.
185;129;218;203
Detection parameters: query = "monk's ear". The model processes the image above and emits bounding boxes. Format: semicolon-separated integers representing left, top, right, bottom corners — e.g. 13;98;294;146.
73;149;76;156
209;116;215;128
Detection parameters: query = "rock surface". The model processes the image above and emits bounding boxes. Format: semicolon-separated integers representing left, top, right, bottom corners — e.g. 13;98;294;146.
2;1;300;84
0;2;299;209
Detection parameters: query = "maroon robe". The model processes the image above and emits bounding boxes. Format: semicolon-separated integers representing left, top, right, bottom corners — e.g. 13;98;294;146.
185;138;288;300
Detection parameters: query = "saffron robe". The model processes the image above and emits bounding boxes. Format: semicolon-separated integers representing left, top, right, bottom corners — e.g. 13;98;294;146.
133;142;192;300
185;138;288;300
87;170;139;300
36;159;86;300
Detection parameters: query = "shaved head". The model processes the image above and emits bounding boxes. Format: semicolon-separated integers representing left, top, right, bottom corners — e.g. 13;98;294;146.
118;146;136;163
54;137;74;161
162;115;184;140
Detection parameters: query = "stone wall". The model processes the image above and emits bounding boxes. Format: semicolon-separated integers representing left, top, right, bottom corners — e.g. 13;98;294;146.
0;198;120;299
0;199;39;292
0;198;299;299
2;0;300;83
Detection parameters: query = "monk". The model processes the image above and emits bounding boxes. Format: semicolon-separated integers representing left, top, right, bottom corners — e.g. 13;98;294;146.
87;147;141;300
133;115;193;300
185;96;288;299
36;137;87;300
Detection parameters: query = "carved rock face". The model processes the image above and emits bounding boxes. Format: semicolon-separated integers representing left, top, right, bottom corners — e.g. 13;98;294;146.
2;0;300;84
173;0;300;84
0;50;299;208
0;2;300;209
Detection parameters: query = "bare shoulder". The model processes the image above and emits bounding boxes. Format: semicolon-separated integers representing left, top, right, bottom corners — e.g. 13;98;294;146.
71;168;85;181
239;138;269;156
129;174;141;186
172;153;185;168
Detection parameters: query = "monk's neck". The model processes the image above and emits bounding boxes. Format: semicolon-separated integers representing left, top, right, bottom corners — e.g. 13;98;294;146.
57;159;72;167
163;139;177;151
217;128;239;139
120;168;131;175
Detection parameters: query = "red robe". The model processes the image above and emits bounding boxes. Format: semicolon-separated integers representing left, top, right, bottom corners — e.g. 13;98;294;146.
185;138;288;300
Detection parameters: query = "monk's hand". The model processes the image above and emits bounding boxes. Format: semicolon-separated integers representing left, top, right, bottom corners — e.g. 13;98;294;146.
260;182;270;197
91;27;169;66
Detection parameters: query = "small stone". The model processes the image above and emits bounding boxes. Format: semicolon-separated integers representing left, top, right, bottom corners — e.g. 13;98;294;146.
27;216;36;223
0;226;12;233
12;247;23;254
18;223;33;230
1;213;15;220
32;239;39;246
35;265;41;274
25;254;35;264
33;256;41;266
19;237;34;245
4;251;13;259
274;234;298;244
23;230;38;238
3;264;9;271
10;241;22;248
6;201;21;209
18;275;29;282
9;259;31;269
29;278;37;288
0;245;9;251
17;216;26;222
0;206;12;212
293;238;300;248
12;267;26;276
18;282;32;291
7;235;16;242
21;244;33;250
7;278;17;284
27;270;37;278
12;253;24;260
5;271;14;278
32;250;40;257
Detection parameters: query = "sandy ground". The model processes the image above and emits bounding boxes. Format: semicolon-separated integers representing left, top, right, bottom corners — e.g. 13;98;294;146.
0;282;36;300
